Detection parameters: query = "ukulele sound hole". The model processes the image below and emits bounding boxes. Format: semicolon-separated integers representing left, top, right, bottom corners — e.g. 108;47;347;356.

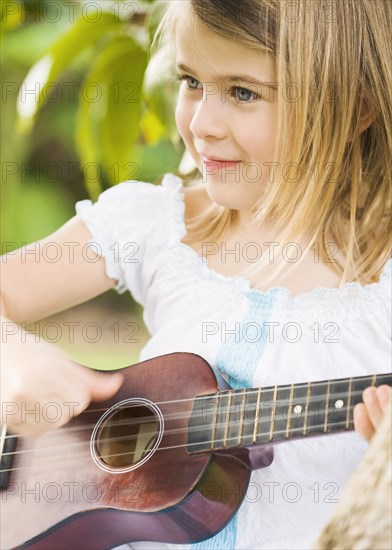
96;405;159;469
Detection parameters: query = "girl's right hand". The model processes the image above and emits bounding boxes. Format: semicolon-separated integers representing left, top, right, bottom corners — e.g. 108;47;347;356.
1;318;124;436
1;216;125;436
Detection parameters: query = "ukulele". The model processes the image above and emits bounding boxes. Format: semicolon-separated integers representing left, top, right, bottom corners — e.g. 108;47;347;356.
1;352;390;550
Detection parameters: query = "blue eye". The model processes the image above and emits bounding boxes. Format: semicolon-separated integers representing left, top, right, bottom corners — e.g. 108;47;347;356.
186;77;200;89
176;74;201;90
175;73;260;103
232;87;260;103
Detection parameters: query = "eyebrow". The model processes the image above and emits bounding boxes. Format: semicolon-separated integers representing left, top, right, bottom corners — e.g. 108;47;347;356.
176;62;273;87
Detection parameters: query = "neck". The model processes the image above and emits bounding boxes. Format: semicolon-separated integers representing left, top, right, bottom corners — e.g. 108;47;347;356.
188;372;391;453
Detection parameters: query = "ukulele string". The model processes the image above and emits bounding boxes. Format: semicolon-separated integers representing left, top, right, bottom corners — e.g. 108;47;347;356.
0;383;380;455
2;383;380;443
0;396;361;473
0;414;357;476
74;374;387;416
1;384;363;452
2;420;235;457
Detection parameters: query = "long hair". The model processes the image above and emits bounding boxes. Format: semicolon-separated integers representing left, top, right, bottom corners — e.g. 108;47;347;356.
152;0;392;287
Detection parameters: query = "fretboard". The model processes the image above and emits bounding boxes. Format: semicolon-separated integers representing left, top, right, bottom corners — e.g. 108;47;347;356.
187;373;391;453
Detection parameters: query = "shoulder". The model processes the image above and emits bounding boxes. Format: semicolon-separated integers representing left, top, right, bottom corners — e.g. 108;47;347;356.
95;178;163;210
74;173;191;302
76;175;181;225
75;171;212;254
81;173;211;218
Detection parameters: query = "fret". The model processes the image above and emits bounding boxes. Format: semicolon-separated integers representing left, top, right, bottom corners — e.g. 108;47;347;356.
307;380;328;435
255;386;275;444
241;388;258;446
348;376;371;429
351;376;371;407
210;394;219;450
238;390;247;445
288;382;308;439
285;384;294;438
348;373;392;429
326;378;351;433
252;387;262;444
268;386;278;441
303;382;311;435
213;391;231;450
223;390;233;448
324;380;331;432
272;385;291;441
345;378;352;429
227;390;243;448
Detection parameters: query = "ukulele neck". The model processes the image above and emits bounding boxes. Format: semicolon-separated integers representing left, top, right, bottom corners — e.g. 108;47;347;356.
187;373;391;453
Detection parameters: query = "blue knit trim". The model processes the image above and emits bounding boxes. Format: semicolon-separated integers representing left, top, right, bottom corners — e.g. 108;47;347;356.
190;515;238;550
215;289;278;389
191;289;278;549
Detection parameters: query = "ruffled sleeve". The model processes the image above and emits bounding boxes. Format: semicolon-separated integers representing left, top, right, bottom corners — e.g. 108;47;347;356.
75;173;186;304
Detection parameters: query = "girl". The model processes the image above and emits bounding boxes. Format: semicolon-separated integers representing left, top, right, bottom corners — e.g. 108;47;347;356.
1;0;391;549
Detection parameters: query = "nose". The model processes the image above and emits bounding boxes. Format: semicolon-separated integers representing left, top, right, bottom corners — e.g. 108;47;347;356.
189;86;228;140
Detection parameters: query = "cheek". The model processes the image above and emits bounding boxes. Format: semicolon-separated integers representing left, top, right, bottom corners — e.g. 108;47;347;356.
244;119;277;159
175;98;191;142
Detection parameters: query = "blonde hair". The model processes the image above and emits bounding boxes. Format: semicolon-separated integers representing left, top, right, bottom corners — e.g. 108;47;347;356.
152;0;392;288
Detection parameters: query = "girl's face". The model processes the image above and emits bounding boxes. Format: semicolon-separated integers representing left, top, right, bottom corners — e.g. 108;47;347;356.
175;18;278;214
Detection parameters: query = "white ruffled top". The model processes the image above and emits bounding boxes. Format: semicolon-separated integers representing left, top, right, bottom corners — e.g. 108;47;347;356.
75;173;391;550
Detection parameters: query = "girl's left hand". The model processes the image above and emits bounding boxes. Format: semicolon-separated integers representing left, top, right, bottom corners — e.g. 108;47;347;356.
353;385;391;442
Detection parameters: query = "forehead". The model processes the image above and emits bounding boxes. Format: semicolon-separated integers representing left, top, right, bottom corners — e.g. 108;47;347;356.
174;13;276;82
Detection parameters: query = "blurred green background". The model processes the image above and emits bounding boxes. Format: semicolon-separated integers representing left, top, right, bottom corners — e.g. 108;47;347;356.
1;0;187;369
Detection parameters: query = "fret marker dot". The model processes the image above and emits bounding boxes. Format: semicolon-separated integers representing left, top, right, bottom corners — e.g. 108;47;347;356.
335;399;344;409
293;405;302;415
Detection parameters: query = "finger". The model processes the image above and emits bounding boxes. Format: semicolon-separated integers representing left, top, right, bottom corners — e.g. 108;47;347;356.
353;402;374;442
376;385;392;413
362;386;384;429
88;371;124;402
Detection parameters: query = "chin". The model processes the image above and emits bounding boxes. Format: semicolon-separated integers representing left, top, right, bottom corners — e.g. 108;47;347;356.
203;179;256;211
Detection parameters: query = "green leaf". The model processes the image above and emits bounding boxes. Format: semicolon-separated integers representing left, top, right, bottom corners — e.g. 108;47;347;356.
75;73;103;200
17;11;124;132
99;36;147;184
75;35;147;197
44;11;124;83
2;20;69;68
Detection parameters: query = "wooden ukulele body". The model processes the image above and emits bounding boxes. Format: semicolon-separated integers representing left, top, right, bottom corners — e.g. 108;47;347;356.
1;353;273;549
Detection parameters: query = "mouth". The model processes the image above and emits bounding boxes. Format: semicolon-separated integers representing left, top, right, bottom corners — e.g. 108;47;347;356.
201;157;242;170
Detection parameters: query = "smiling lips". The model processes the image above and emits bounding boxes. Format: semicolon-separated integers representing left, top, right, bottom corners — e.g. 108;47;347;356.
202;156;241;170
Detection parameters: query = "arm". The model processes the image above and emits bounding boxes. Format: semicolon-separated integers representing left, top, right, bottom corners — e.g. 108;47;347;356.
1;216;124;435
1;215;119;324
